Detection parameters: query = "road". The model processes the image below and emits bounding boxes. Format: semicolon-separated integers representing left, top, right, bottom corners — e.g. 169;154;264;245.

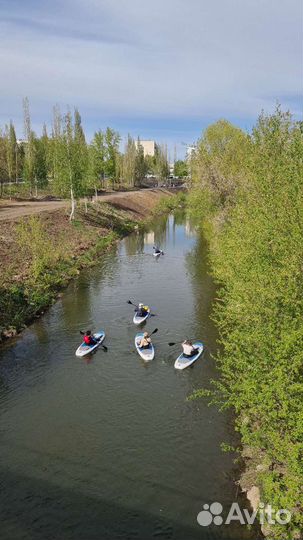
0;189;172;221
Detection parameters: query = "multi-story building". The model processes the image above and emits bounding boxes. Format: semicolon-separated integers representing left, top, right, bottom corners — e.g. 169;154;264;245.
135;140;156;157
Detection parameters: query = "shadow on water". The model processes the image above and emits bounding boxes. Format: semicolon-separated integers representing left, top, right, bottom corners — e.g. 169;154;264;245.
0;465;262;540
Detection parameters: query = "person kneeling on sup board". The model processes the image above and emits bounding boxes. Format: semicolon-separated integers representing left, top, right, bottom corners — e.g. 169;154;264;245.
136;303;148;317
153;246;162;255
139;332;151;349
84;330;98;346
182;340;198;358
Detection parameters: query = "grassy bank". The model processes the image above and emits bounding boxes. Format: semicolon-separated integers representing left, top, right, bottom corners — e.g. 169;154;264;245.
188;110;303;539
0;190;175;341
150;191;187;216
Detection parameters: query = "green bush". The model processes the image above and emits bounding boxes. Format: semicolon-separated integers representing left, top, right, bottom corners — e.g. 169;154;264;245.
190;108;303;538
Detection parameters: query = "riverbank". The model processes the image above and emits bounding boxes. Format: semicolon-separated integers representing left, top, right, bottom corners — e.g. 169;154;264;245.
0;189;184;342
187;110;303;539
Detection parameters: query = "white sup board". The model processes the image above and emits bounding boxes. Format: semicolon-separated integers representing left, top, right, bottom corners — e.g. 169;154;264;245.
75;331;106;357
135;332;155;361
174;341;204;370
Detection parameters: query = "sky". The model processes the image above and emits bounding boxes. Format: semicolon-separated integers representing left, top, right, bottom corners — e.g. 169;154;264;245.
0;0;302;158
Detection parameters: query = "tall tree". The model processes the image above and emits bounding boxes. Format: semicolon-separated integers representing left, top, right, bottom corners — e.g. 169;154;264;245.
104;127;121;187
134;138;147;186
4;121;18;198
174;160;188;177
154;143;169;185
23;97;37;196
122;134;137;187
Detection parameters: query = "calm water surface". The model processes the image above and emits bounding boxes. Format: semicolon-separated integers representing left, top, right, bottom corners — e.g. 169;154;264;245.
0;212;261;540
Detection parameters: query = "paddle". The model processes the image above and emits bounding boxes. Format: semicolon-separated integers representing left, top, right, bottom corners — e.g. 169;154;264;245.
80;331;108;352
149;328;158;336
127;300;138;308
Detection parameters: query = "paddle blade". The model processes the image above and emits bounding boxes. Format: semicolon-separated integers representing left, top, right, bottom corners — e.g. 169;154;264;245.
101;345;108;352
80;330;85;335
168;342;176;346
151;328;158;335
127;300;133;305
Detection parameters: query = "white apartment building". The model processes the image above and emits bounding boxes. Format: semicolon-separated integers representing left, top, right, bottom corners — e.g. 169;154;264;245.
135;140;156;157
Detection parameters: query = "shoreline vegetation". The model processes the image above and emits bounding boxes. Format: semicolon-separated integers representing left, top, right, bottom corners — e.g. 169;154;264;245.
188;107;303;539
0;190;185;342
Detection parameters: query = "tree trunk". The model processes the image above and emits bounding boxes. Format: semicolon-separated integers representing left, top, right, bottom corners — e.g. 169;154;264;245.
84;197;88;213
69;186;75;221
94;185;98;203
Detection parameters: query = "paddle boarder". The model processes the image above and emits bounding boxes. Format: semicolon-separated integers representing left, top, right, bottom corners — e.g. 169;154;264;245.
136;303;149;317
182;340;198;358
84;330;98;346
139;331;152;349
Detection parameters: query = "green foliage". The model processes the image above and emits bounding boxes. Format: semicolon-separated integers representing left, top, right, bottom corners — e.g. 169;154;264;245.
0;100;174;199
33;136;48;187
190;108;303;538
174;159;188;177
88;130;106;189
154;143;169;182
191;119;251;208
0;208;133;338
104;127;121;186
16;216;63;279
152;192;186;215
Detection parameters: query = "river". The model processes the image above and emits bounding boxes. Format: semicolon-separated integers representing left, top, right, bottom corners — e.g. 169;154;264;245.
0;211;261;540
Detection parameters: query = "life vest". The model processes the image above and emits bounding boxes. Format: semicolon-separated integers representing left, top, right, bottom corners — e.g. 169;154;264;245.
84;335;92;345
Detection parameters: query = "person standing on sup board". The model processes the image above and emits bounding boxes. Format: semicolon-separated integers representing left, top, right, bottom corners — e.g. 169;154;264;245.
182;340;198;358
139;332;152;349
84;330;98;346
153;246;162;255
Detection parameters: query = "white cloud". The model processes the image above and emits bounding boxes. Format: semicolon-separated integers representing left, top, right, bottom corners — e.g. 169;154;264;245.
0;0;301;143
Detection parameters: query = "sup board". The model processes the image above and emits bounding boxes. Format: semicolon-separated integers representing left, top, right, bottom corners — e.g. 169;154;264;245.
75;330;106;357
174;341;204;370
135;332;155;361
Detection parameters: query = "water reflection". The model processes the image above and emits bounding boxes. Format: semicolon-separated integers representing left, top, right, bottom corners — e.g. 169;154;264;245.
0;212;261;540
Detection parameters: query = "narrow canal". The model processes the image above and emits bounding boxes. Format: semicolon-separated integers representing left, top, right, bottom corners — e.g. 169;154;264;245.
0;212;260;540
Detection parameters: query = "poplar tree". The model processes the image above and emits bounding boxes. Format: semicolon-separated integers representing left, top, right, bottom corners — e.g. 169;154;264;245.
23;97;37;196
88;130;106;197
122;134;137;186
104;127;121;187
134;138;146;186
4;121;17;190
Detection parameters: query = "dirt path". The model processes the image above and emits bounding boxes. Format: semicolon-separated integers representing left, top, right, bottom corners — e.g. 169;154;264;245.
0;189;172;221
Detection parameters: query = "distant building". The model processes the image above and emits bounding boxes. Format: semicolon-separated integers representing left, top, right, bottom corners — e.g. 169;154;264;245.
135;140;156;157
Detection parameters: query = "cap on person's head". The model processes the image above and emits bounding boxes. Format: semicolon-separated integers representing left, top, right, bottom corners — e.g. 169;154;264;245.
86;330;91;335
139;303;143;308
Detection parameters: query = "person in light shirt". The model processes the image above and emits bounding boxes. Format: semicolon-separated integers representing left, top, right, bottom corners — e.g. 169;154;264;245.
139;332;152;349
182;340;198;358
